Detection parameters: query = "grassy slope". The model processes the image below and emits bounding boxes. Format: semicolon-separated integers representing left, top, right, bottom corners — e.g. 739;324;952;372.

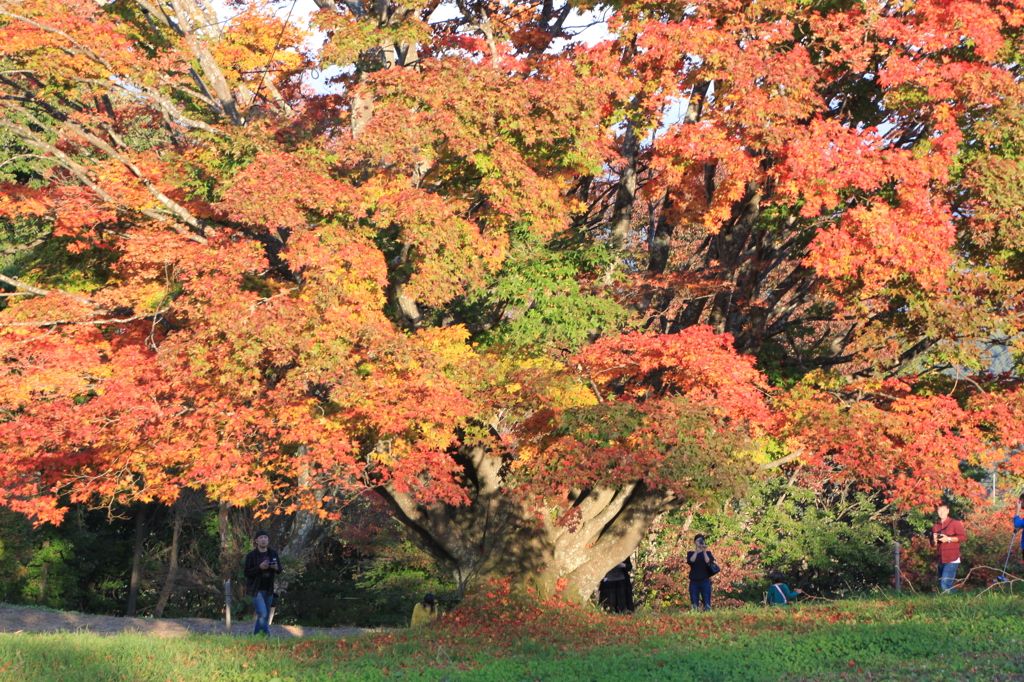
1;594;1023;682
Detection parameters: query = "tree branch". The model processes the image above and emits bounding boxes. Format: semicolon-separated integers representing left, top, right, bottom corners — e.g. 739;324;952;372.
759;450;804;471
3;103;212;241
0;273;116;313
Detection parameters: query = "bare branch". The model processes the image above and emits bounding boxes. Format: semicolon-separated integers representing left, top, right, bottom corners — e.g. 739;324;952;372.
5;103;213;240
0;307;172;328
0;273;99;308
0;273;50;298
759;450;804;471
165;0;244;125
71;78;222;135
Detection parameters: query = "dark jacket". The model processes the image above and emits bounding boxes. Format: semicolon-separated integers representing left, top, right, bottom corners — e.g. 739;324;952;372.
687;550;716;582
243;548;282;597
601;557;633;582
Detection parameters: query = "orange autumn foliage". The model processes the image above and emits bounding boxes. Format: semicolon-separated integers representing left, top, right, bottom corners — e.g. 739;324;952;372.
2;0;1024;597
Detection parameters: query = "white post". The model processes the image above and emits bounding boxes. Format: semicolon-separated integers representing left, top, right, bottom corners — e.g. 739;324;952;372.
224;580;232;631
894;542;901;594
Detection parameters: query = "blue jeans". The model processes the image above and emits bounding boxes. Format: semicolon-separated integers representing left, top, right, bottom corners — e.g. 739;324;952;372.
253;590;271;635
689;579;712;611
937;562;958;594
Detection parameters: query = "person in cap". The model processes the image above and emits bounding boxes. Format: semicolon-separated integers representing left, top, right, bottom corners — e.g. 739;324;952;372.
243;530;282;635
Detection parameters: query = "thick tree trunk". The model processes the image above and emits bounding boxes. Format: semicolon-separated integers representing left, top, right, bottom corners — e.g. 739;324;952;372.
153;498;184;618
126;503;149;617
607;120;640;255
705;181;763;334
279;449;328;585
166;0;244;125
377;446;676;602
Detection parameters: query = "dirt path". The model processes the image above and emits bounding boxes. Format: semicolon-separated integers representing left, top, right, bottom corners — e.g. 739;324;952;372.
0;605;367;639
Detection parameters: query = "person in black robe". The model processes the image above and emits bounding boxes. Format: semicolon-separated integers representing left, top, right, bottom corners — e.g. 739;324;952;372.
598;557;635;613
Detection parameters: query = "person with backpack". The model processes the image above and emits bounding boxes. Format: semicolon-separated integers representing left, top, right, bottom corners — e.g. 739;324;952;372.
243;530;282;636
686;534;716;611
766;570;802;606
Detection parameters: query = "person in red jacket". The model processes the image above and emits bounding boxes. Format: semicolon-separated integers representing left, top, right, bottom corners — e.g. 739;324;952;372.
930;503;967;594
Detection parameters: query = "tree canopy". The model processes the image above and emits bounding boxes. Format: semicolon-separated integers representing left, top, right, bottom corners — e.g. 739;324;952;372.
3;0;1024;599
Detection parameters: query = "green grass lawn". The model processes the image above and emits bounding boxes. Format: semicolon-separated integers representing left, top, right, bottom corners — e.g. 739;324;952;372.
2;593;1023;681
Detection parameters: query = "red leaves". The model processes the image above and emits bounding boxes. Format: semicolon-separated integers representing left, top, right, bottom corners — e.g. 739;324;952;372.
219;151;361;230
969;388;1024;478
1;0;1022;531
807;198;956;293
576;326;772;427
0;323;181;523
221;152;505;307
781;379;996;508
512;327;771;497
635;0;1018;297
0;0;135;78
876;0;1007;62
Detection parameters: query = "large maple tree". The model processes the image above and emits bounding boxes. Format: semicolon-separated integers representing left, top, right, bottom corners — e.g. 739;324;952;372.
2;0;1024;601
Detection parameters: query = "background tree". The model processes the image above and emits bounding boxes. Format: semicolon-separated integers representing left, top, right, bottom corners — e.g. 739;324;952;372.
2;0;1024;604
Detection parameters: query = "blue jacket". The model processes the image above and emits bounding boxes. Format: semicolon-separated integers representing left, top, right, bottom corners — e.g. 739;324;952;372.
1015;515;1024;548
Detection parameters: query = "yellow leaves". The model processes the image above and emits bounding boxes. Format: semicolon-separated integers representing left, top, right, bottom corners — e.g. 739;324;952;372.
370;437;411;467
314;266;386;309
414;422;458;452
97;280;169;314
284;230;391;342
212;0;310;89
511;445;538;470
0;327;110;407
366;182;502;307
315;415;345;435
68;52;107;80
746;436;803;467
544;380;600;409
413;326;475;367
496;356;599;409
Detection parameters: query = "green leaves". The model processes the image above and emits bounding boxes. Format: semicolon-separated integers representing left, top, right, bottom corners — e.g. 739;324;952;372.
465;237;625;353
